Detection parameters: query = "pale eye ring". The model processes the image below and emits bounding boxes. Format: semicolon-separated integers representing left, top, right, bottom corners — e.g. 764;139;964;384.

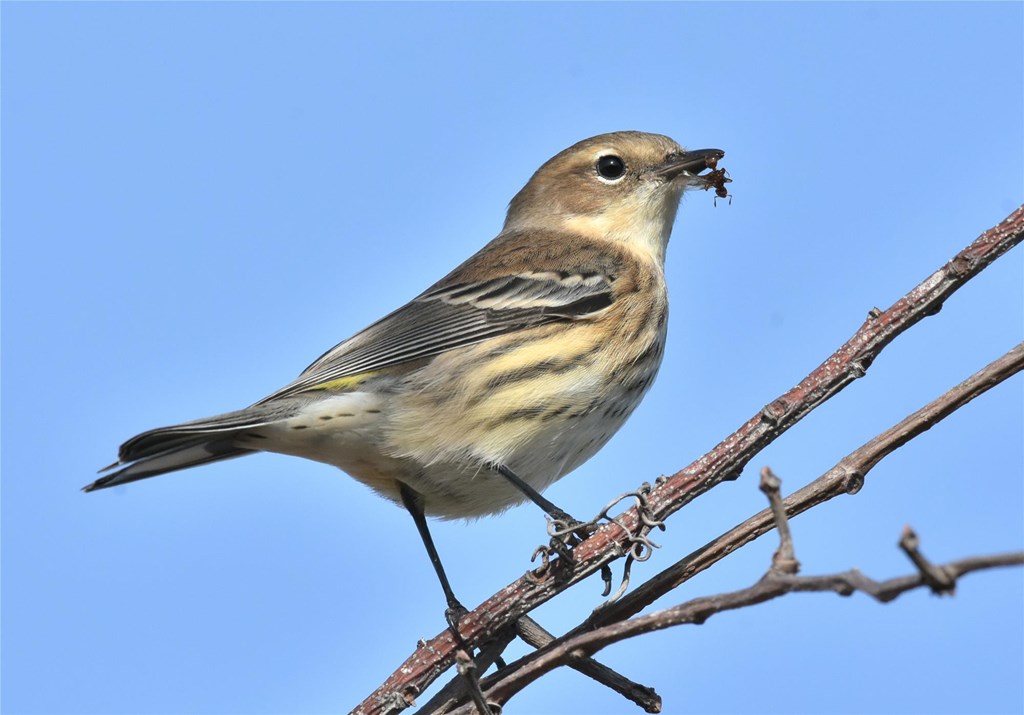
596;154;626;181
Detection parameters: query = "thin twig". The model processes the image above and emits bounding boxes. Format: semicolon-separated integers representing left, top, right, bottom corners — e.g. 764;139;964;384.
462;548;1023;709
759;467;799;576
419;618;661;715
512;617;660;713
416;630;517;715
355;208;1024;715
453;649;495;715
899;525;957;594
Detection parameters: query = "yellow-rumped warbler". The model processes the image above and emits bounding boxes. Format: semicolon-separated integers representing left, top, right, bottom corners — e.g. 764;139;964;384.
86;131;724;622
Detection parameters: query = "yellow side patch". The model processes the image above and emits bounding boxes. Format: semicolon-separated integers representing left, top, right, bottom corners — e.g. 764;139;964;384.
308;371;379;392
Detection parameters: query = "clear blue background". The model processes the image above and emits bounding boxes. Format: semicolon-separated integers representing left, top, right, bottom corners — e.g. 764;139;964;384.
3;3;1022;714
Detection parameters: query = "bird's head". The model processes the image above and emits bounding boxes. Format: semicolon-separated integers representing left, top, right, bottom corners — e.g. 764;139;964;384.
504;131;724;264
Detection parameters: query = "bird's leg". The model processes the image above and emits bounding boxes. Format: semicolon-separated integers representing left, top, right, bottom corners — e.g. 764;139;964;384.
398;482;470;648
494;464;576;525
493;464;596;548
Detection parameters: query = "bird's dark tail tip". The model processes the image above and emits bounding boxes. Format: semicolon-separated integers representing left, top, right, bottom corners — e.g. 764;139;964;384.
86;404;290;494
84;442;254;493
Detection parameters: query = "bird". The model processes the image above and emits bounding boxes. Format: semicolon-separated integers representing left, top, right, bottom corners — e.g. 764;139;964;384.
86;131;725;626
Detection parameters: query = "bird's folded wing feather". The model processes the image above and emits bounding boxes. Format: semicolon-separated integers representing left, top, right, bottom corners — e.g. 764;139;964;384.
258;268;616;402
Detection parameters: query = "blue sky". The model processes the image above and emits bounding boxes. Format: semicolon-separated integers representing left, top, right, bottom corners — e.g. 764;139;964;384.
3;3;1022;714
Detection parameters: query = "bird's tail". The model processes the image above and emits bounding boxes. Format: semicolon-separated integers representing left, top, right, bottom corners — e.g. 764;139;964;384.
84;402;299;492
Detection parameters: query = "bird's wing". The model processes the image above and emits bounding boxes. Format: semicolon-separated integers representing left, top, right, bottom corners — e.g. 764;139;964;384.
258;246;619;403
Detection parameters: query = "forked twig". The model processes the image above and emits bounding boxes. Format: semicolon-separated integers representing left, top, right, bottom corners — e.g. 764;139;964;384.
449;472;1022;711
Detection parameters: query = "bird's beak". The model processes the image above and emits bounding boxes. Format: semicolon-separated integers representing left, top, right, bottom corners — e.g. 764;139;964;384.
653;148;726;182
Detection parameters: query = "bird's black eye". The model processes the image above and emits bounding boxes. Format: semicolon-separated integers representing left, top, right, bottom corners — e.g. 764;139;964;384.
596;155;626;180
